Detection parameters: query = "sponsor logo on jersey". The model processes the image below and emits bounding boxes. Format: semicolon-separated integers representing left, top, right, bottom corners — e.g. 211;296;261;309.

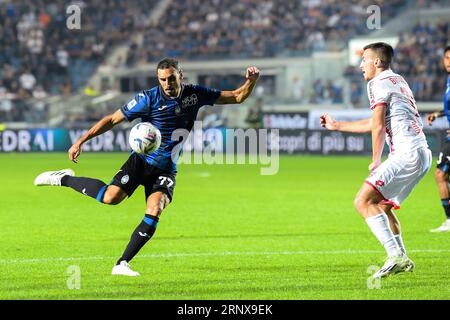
127;99;137;110
182;94;198;108
375;180;384;187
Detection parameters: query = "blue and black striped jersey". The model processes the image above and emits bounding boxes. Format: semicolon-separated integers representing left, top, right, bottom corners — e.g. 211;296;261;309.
121;84;221;173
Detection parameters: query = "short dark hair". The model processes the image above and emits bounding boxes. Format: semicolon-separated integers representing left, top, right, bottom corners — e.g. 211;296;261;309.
363;42;394;68
444;45;450;55
156;58;181;72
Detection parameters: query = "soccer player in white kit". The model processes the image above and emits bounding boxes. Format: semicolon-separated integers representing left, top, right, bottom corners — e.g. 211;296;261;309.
320;42;432;279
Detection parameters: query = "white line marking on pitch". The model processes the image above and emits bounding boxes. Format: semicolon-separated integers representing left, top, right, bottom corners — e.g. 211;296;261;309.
0;249;449;265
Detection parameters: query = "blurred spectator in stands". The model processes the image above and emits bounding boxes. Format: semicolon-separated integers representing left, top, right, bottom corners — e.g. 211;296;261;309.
33;84;47;99
83;83;97;96
245;98;263;129
350;81;363;108
19;67;36;95
311;79;325;103
60;79;72;97
291;75;305;103
200;107;224;128
56;44;69;75
329;79;344;104
0;80;13;121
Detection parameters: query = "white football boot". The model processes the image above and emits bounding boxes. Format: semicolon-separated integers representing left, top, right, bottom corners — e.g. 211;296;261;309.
372;255;411;279
34;169;75;186
403;256;415;273
111;261;140;276
430;220;450;233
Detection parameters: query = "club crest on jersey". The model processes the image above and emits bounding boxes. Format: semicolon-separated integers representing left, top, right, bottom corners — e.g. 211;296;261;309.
182;94;198;109
121;175;129;184
174;105;182;115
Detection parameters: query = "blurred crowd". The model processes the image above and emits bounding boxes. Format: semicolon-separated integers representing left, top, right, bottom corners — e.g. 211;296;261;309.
393;20;450;101
136;0;407;63
0;0;157;122
344;19;450;107
1;0;448;124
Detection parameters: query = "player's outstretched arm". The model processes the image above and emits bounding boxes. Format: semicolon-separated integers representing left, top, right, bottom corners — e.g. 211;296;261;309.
215;67;260;105
320;114;372;133
68;109;125;163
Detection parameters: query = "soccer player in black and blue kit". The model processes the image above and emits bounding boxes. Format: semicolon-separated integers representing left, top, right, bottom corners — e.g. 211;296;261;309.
426;45;450;233
34;58;260;275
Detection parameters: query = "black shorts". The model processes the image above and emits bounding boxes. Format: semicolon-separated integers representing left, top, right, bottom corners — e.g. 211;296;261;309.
110;153;176;201
437;139;450;173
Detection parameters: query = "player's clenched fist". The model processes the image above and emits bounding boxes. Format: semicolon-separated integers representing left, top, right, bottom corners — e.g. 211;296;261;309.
246;67;260;82
426;112;438;126
320;113;339;131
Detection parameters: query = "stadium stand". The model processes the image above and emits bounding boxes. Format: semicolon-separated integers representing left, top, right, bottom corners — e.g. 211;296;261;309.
139;0;408;62
394;20;450;101
0;0;158;122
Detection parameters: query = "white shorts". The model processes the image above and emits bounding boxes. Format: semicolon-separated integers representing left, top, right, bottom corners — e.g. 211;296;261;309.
365;147;432;209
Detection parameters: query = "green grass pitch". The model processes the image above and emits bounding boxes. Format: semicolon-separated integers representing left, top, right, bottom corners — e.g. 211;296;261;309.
0;153;448;299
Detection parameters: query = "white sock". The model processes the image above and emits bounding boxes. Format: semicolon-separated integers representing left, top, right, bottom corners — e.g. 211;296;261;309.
365;213;402;258
394;234;406;255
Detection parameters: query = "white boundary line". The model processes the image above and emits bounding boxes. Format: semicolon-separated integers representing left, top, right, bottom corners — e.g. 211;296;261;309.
0;249;449;264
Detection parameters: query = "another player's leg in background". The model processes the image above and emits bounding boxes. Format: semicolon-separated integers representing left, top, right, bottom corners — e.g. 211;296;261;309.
112;191;169;276
431;167;450;232
354;184;411;278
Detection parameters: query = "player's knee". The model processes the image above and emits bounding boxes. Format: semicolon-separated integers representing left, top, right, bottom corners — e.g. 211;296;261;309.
353;195;369;214
146;194;169;216
102;189;125;205
146;198;167;216
146;204;163;216
353;196;363;213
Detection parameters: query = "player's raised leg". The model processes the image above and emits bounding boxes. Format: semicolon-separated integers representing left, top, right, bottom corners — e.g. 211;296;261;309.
34;169;127;204
34;169;75;186
112;191;170;276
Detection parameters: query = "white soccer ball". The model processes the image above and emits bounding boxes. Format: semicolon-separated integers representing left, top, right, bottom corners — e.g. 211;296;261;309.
128;122;161;155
